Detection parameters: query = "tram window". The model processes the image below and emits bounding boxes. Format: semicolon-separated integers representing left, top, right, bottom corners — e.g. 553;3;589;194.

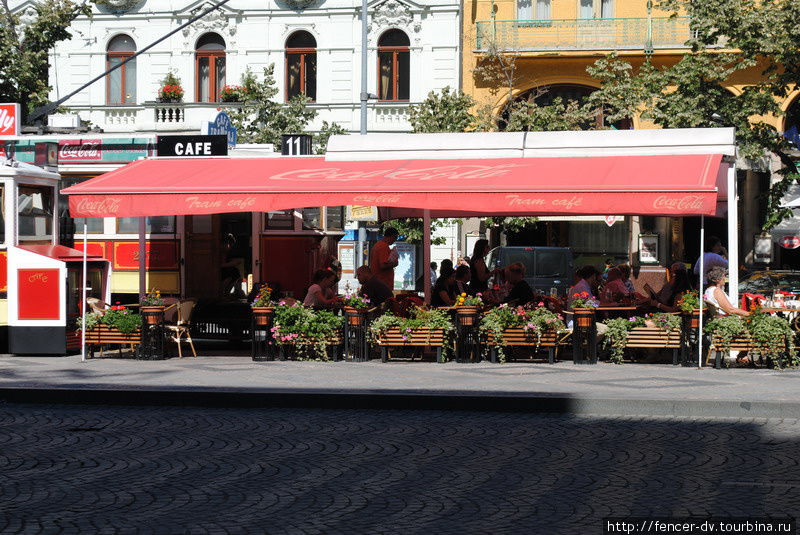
61;178;103;234
18;186;53;242
117;216;176;234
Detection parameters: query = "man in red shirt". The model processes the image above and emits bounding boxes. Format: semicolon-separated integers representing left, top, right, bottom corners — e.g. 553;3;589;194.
369;227;399;290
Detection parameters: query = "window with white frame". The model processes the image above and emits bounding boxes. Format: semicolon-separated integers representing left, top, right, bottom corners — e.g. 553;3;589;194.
517;0;551;20
579;0;612;18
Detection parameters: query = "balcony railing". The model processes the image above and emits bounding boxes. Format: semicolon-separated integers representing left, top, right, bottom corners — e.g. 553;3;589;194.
475;17;693;53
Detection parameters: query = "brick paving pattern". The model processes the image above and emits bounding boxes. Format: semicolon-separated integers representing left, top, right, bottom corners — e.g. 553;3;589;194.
1;404;798;534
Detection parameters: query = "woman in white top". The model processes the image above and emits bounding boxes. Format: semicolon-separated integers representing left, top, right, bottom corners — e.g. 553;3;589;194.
303;269;340;308
703;267;749;317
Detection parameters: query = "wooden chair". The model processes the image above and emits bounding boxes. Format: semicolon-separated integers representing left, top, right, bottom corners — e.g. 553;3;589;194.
164;299;197;358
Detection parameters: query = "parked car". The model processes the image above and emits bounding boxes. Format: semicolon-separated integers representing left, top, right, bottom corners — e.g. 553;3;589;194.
486;246;574;296
738;270;800;296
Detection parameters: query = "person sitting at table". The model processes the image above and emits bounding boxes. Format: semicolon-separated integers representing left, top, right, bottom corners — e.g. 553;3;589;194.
432;266;456;307
649;262;692;313
601;268;632;303
571;265;601;299
503;262;534;307
454;264;471;296
704;266;749;317
356;265;393;308
618;264;636;295
303;269;341;308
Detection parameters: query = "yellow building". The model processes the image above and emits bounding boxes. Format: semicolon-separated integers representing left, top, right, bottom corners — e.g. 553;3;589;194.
462;0;800;269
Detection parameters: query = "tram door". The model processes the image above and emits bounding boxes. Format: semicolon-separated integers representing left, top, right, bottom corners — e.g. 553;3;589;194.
185;215;220;299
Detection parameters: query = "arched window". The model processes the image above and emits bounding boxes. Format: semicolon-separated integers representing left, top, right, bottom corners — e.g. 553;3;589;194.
285;31;317;101
195;33;226;102
106;34;136;105
378;30;410;101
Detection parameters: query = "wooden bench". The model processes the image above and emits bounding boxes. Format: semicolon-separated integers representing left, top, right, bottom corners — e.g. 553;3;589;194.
707;335;792;369
275;334;343;361
375;328;447;363
485;327;569;364
84;325;142;358
623;327;682;365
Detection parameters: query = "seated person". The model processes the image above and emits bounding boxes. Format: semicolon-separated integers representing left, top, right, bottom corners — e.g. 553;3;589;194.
618;264;636;294
602;267;632;303
704;266;749;317
454;264;471;296
571;265;601;301
649;262;692;313
431;266;456;307
503;262;534;307
356;265;393;308
303;269;341;308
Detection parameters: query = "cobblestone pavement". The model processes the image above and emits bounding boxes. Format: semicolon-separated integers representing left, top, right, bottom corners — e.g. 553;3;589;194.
1;404;798;534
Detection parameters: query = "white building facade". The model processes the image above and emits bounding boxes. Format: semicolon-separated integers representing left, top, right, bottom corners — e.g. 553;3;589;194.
20;0;461;135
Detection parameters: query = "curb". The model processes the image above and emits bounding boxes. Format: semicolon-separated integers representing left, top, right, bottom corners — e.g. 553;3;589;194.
0;387;797;419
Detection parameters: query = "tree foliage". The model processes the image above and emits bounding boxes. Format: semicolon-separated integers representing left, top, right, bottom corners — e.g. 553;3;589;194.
408;86;476;133
586;0;800;229
0;0;93;120
226;66;345;154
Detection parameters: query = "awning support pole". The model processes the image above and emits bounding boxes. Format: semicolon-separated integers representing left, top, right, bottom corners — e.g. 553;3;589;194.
727;162;739;308
698;215;704;369
138;218;146;301
81;222;87;363
423;209;431;303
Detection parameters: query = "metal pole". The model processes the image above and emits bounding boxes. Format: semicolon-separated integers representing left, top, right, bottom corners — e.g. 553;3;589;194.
423;210;432;303
360;0;369;135
727;163;739;307
698;215;704;369
139;218;147;301
81;222;87;363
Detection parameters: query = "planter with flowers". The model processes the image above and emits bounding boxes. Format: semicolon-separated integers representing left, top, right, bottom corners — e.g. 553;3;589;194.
369;307;454;363
219;84;248;103
705;311;797;369
251;285;275;326
453;293;484;326
78;304;143;355
140;288;165;325
342;294;371;327
677;290;701;327
271;302;344;361
157;71;184;103
479;304;566;363
569;291;600;327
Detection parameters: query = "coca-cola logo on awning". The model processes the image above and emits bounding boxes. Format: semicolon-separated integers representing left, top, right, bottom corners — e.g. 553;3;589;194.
58;139;102;161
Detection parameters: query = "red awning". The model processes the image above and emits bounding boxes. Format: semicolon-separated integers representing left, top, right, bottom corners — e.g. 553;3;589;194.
63;154;725;218
19;244;106;262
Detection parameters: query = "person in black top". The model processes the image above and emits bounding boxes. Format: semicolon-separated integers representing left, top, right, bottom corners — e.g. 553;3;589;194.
454;264;472;296
503;262;534;307
431;266;456;307
356;265;393;308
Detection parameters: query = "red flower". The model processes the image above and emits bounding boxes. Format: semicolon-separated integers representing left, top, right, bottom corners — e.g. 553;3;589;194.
580;292;589;298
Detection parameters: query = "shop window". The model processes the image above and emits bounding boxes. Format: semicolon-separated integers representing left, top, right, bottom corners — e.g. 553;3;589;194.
106;34;137;105
378;30;410;101
285;31;317;101
325;207;344;231
196;33;226;103
18;186;54;242
568;220;629;259
117;216;176;234
302;207;322;230
265;210;295;229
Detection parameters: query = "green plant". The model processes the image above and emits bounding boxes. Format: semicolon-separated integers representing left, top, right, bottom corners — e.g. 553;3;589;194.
479;304;565;363
650;312;682;332
342;293;371;310
272;303;344;360
676;291;700;314
140;288;164;306
705;315;748;353
369;307;455;357
746;312;798;368
601;316;646;364
77;305;142;334
251;285;274;307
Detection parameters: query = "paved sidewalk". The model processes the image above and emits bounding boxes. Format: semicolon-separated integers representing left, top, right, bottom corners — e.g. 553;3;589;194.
1;354;799;417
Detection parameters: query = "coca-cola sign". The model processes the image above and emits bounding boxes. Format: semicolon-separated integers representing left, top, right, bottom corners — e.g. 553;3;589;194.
59;139;102;161
652;195;706;211
0;103;21;136
780;236;800;249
